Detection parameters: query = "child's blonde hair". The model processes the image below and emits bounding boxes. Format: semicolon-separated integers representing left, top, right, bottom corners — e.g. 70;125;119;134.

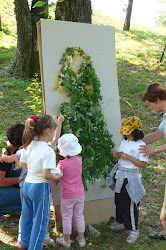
22;115;57;149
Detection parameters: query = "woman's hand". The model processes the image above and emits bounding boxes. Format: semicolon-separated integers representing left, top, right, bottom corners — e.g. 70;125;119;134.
139;145;155;156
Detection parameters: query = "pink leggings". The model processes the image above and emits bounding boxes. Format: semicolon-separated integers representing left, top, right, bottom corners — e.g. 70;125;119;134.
61;196;85;235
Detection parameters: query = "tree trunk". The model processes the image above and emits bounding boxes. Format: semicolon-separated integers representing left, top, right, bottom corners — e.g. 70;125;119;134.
13;0;32;77
13;0;48;78
157;42;166;63
123;0;133;31
30;0;48;76
55;0;92;24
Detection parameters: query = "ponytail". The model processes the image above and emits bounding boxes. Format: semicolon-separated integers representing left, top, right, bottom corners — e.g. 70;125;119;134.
22;115;57;149
22;117;36;149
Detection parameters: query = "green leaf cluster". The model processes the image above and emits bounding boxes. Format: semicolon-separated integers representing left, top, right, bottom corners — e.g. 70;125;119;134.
24;74;44;114
57;47;116;187
32;1;46;9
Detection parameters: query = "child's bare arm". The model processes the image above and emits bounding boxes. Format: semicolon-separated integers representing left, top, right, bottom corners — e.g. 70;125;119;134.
20;162;27;171
43;169;63;182
49;114;64;148
2;154;18;163
120;152;147;169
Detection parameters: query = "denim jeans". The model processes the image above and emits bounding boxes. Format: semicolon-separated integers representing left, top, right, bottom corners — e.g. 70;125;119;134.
0;168;22;216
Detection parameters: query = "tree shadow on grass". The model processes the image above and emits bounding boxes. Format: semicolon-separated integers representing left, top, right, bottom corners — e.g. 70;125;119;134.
116;58;166;89
0;213;20;249
128;28;165;43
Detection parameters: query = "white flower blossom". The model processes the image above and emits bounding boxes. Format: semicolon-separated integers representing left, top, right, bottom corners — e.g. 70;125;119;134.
68;56;72;63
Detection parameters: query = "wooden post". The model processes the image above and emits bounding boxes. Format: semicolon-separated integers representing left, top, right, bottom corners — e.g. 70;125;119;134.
53;205;62;232
36;20;46;114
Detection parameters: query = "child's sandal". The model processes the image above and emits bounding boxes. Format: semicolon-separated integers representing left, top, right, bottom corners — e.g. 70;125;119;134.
126;230;139;243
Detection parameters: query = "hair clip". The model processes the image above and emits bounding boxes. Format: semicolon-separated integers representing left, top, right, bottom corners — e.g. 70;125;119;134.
30;115;38;122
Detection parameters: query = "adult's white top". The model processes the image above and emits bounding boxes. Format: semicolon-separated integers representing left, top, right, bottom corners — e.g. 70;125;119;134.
158;112;166;136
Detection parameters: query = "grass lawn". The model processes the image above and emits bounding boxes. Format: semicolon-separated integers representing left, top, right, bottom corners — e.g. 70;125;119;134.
1;1;166;249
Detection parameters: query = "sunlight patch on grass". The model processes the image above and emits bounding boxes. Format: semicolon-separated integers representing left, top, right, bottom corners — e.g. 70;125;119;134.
0;230;16;246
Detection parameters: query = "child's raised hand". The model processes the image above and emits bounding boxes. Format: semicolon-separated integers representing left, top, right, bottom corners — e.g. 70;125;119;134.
58;114;64;124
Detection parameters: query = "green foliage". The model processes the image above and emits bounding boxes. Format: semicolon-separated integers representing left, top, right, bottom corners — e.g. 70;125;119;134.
0;134;7;154
24;74;44;114
56;47;116;186
32;1;46;8
55;0;65;15
156;0;166;27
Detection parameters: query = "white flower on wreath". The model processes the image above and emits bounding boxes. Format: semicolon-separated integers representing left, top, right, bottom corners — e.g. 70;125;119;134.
68;56;72;63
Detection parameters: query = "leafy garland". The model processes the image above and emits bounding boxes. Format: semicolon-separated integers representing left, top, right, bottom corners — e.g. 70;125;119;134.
56;47;117;186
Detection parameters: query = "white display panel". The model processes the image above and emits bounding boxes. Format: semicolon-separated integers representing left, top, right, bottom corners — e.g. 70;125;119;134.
39;19;121;148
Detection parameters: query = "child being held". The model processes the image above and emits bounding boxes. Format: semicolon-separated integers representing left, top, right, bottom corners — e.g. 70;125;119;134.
109;116;148;243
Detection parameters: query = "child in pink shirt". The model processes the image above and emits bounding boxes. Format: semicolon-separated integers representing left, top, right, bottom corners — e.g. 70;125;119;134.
56;134;86;248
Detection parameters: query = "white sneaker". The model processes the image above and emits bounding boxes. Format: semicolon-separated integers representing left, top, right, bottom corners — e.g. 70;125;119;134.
56;237;71;248
44;233;54;246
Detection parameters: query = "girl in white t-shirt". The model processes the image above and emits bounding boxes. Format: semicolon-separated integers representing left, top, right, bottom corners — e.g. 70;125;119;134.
18;115;63;250
109;116;148;244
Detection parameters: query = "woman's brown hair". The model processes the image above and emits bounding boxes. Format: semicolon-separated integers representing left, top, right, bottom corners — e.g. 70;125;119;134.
22;115;57;149
142;82;166;102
